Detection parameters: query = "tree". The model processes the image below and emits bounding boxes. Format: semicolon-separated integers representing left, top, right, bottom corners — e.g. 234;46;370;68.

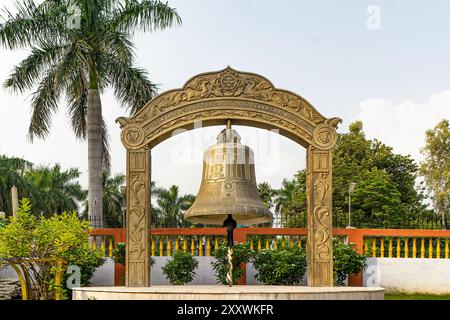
0;198;104;299
420;119;450;229
155;185;195;228
0;156;35;214
351;169;404;227
0;0;182;227
26;164;86;216
273;171;306;227
332;121;427;227
257;182;276;209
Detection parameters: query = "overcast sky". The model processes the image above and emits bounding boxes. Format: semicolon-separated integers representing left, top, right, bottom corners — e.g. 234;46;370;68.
0;0;449;197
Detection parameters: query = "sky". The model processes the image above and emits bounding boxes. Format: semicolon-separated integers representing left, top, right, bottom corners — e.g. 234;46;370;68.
0;0;449;197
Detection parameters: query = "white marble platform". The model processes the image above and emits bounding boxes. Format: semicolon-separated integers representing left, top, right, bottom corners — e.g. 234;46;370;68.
72;285;384;300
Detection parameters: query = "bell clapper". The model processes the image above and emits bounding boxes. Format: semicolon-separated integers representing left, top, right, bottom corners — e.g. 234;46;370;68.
223;214;237;287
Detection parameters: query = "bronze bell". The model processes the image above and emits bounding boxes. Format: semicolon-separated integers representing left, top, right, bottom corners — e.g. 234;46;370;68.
185;123;272;226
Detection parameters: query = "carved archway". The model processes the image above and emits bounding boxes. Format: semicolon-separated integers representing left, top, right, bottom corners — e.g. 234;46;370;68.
117;67;341;287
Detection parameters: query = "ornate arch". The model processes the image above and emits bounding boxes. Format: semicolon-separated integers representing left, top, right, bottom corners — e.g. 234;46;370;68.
117;67;342;287
117;67;341;150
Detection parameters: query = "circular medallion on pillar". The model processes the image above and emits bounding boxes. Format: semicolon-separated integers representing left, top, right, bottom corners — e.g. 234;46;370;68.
312;124;337;150
121;124;145;149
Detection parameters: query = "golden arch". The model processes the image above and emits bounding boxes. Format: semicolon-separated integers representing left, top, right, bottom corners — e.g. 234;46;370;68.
117;67;342;287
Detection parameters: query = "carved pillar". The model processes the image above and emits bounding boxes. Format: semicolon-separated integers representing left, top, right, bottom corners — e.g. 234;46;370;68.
306;146;334;286
125;148;151;287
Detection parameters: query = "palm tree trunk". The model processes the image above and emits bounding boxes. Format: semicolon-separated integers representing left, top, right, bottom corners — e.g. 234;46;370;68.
87;89;103;228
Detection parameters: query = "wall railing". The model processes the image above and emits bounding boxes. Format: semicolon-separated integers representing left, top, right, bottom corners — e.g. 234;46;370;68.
89;227;450;286
89;227;450;258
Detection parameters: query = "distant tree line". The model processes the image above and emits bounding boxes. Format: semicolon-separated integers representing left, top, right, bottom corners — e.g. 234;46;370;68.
258;120;449;229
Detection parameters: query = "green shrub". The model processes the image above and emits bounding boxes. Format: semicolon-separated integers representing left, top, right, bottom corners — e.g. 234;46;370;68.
252;246;307;285
162;251;198;285
112;242;155;267
250;238;367;286
112;242;126;265
333;238;367;286
0;198;105;299
211;242;253;285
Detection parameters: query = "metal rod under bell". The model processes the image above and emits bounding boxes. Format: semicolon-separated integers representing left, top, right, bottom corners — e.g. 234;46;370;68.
223;214;237;286
226;119;232;129
226;247;233;287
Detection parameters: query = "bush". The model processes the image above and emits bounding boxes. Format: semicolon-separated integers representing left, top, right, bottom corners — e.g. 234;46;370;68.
112;242;126;265
252;246;307;285
211;242;253;285
250;238;367;286
112;242;155;266
333;238;367;286
162;251;198;285
0;198;105;299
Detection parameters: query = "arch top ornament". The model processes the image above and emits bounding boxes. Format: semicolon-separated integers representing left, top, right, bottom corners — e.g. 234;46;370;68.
117;67;342;150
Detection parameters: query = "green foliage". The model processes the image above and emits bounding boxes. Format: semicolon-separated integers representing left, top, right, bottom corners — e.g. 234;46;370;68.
257;182;277;209
274;171;307;227
0;199;104;299
0;156;86;217
154;185;195;228
83;171;125;227
112;242;155;267
252;245;307;285
25;164;86;216
333;238;367;286
332;121;428;227
420;119;450;228
211;242;254;285
162;251;198;285
112;242;126;265
251;238;366;286
351;169;404;226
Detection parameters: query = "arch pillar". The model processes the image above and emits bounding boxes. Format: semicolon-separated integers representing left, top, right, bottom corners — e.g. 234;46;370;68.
306;147;334;286
125;148;151;286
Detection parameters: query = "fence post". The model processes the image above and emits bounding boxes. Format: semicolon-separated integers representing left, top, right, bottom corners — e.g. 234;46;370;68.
114;228;126;286
234;228;247;285
346;229;364;287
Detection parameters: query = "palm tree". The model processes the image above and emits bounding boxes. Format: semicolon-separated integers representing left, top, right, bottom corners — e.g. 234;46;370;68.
101;172;125;227
274;171;307;227
0;155;35;215
0;0;181;227
156;185;195;228
26;164;86;216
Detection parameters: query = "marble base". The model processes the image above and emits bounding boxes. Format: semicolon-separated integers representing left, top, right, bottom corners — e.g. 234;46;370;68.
72;285;384;300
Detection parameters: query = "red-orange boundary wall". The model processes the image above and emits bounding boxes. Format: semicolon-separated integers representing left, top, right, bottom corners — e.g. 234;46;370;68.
90;227;450;286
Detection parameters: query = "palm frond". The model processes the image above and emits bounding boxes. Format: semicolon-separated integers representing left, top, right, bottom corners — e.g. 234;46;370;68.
102;118;111;172
67;70;88;140
100;53;157;114
109;0;182;34
0;0;67;49
27;67;62;141
4;41;69;93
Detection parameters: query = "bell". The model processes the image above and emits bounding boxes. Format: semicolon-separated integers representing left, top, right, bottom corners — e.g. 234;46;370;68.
185;123;272;226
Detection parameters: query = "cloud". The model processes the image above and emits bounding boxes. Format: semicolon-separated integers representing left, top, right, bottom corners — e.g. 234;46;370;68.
356;90;450;163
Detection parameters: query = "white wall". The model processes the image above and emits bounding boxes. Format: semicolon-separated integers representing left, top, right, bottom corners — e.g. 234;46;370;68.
363;258;450;294
90;258;115;286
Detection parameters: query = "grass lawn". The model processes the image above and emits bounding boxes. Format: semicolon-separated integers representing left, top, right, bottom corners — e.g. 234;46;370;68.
385;293;450;300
